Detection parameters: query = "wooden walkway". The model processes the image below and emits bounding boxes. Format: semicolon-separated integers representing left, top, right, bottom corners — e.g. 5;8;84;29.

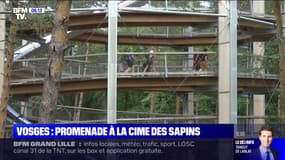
10;72;279;95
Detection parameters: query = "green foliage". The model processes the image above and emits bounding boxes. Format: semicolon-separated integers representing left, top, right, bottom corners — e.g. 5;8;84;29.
238;96;248;116
265;0;275;15
15;0;279;124
58;93;76;106
237;47;251;73
118;44;146;52
167;0;189;9
265;94;281;124
118;91;150;113
264;38;279;74
16;12;51;36
237;0;250;12
149;1;167;8
195;93;217;116
154;92;176;114
82;91;106;109
118;26;186;38
25;0;55;8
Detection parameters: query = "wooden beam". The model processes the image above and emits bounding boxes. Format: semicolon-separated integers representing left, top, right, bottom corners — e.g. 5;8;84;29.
69;12;217;30
71;31;274;46
10;76;278;96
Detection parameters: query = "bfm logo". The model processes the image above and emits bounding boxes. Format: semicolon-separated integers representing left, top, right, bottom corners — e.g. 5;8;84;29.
13;8;45;20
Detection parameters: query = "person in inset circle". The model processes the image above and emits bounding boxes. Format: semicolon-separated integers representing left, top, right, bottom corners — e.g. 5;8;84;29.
251;125;279;160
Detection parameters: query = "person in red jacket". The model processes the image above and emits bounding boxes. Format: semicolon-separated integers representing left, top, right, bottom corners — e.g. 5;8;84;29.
193;48;208;72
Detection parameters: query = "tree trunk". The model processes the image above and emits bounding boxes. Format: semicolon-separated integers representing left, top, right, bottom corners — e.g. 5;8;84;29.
39;0;71;123
0;0;17;138
150;92;156;117
149;47;157;118
274;0;285;125
176;95;181;115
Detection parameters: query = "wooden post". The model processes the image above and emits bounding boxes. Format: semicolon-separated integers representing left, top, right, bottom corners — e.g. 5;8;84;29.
176;95;181;115
150;92;156;117
0;0;17;138
253;0;265;125
274;0;285;125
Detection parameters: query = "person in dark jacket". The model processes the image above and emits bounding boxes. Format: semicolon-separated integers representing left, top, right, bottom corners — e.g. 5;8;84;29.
124;54;135;73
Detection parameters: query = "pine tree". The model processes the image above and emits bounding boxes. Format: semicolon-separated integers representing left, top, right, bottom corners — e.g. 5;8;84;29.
40;0;71;123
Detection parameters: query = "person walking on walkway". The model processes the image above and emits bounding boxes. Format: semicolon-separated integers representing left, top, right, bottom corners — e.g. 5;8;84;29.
143;50;154;72
124;54;135;73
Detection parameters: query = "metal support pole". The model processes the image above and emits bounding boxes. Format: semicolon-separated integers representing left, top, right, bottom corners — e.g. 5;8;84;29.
230;0;238;124
164;54;168;77
107;1;118;124
249;0;253;16
218;0;237;125
252;0;265;128
248;93;254;136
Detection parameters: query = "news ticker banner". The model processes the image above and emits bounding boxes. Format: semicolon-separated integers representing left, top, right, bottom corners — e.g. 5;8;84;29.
1;138;233;160
13;124;233;139
2;124;234;160
3;138;285;160
5;124;284;160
